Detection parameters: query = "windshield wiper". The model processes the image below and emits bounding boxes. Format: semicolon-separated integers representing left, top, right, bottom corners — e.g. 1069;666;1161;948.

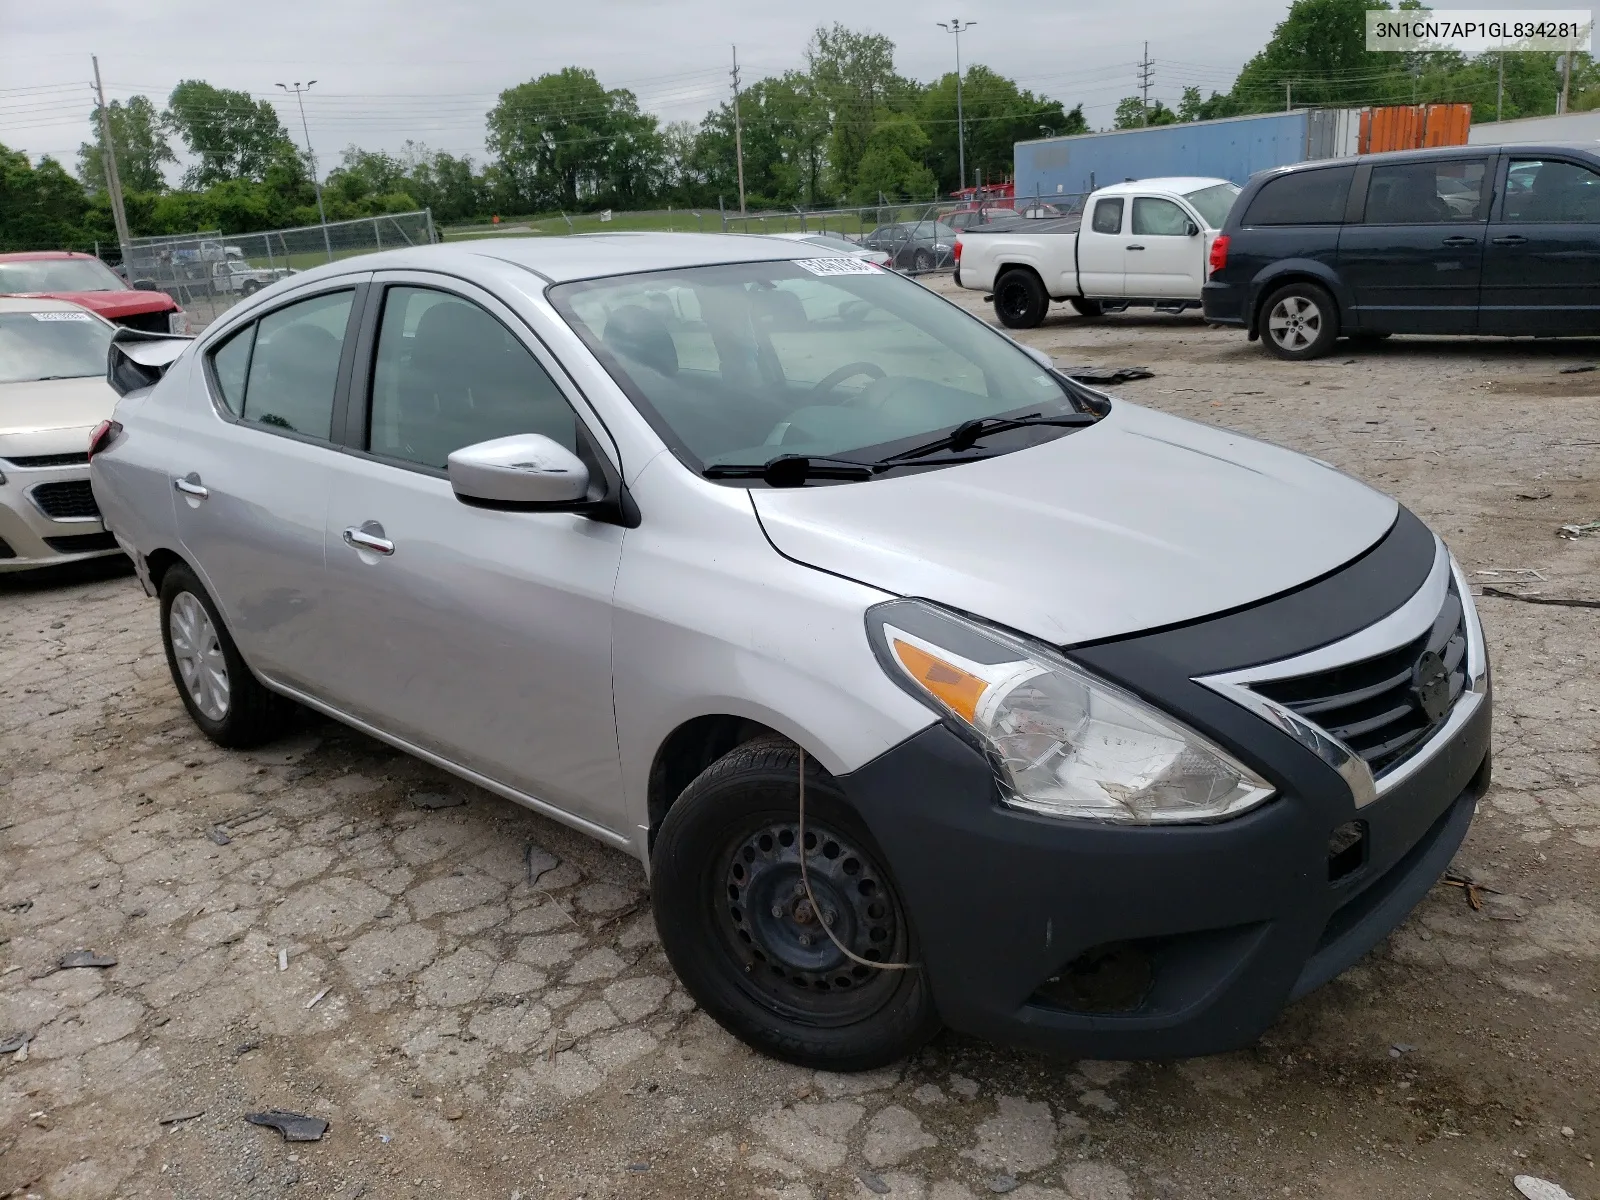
877;411;1099;464
703;453;877;487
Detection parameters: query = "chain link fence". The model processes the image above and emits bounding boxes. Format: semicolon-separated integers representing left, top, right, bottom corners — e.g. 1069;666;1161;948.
718;194;1089;276
122;210;435;329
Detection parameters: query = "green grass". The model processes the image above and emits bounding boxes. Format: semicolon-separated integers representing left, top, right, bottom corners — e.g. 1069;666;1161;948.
441;205;942;242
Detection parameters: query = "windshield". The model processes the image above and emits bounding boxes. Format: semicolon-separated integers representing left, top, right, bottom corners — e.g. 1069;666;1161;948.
0;258;127;294
803;235;864;253
1183;183;1241;229
0;311;113;384
550;260;1083;477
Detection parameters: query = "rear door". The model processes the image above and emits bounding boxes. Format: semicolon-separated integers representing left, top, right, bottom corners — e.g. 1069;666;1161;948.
1480;154;1600;335
1337;155;1492;333
1124;196;1204;298
1078;196;1126;296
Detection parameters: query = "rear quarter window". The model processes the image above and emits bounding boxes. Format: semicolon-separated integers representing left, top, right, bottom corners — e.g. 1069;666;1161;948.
1243;166;1356;226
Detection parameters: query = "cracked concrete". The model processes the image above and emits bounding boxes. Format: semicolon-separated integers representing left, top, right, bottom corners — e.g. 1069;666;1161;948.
2;281;1599;1197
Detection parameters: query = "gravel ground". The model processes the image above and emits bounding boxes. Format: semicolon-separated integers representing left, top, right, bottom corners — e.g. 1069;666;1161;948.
2;278;1598;1200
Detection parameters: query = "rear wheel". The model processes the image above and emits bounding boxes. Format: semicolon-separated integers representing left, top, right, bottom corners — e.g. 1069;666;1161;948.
1260;281;1339;360
993;268;1049;329
1070;298;1105;318
159;564;296;748
912;249;934;271
652;739;939;1070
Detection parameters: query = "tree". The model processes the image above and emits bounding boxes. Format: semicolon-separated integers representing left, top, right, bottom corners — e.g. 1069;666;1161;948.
693;72;826;208
1177;86;1205;123
77;96;175;194
0;144;91;250
849;117;937;204
807;24;903;198
1113;97;1178;129
920;66;1086;194
487;68;665;212
165;81;299;187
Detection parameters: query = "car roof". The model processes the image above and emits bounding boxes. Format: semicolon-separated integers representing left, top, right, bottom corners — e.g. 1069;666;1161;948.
0;250;98;262
272;232;855;288
0;295;108;319
1255;142;1600;183
1093;177;1236;196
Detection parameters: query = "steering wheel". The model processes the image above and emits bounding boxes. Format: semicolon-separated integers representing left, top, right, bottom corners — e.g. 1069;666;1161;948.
811;361;886;401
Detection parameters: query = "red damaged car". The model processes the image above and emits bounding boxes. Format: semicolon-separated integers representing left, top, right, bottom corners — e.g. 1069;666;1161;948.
0;251;190;335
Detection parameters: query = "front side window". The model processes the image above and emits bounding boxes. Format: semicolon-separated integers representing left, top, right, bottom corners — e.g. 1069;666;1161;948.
240;290;353;438
551;260;1082;474
1131;197;1192;236
1244;167;1354;226
1502;159;1600;223
368;287;576;470
0;311;113;384
1365;161;1487;224
1091;198;1124;234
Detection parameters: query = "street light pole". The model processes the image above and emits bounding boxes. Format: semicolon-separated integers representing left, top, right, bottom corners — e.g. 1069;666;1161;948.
938;19;975;199
277;81;332;262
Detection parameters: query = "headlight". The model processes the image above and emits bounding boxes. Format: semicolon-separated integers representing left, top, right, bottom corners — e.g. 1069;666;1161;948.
866;599;1274;823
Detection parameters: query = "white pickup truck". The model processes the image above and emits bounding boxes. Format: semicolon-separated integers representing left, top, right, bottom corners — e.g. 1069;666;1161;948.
953;177;1240;328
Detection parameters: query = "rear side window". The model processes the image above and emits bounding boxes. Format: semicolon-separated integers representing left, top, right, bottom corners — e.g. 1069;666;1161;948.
1365;160;1487;224
1091;198;1124;234
1243;167;1355;226
209;324;254;415
1503;158;1600;223
241;291;354;439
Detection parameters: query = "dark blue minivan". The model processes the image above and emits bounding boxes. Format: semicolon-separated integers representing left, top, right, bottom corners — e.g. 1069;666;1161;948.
1203;144;1600;359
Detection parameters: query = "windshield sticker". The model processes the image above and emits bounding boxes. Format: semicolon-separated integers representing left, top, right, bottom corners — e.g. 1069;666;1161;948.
30;311;94;322
792;257;879;276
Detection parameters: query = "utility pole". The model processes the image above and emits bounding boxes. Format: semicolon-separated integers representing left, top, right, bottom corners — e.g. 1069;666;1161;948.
730;47;747;215
1285;81;1293;112
1560;48;1574;115
938;20;975;199
1138;42;1155;126
1497;50;1504;121
91;56;131;255
277;81;333;262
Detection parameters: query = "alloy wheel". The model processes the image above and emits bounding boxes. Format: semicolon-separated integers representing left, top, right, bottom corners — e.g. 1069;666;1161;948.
1268;295;1322;352
169;591;230;721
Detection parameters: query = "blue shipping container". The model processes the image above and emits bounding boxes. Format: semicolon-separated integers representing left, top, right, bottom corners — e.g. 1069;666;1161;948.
1014;110;1357;200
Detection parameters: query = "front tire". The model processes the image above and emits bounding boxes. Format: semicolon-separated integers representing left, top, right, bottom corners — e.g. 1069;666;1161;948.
159;564;295;748
993;268;1049;329
652;739;940;1071
912;249;934;271
1260;281;1339;360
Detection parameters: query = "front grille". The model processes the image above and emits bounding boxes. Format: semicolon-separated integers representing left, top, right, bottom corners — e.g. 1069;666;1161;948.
1252;579;1467;776
3;452;89;468
115;310;172;334
29;479;101;520
44;531;118;553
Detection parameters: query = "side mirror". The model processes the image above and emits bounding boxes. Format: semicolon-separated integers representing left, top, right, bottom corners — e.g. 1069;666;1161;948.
1185;221;1200;237
447;433;590;509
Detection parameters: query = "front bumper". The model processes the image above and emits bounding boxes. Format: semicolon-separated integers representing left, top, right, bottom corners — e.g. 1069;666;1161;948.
839;508;1492;1058
0;462;120;572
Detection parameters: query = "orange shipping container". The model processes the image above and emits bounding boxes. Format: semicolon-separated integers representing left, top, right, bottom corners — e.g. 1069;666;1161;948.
1358;104;1472;153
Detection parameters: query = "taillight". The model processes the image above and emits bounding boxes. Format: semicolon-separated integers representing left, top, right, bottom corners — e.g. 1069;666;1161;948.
953;240;963;262
1208;234;1230;276
88;420;121;461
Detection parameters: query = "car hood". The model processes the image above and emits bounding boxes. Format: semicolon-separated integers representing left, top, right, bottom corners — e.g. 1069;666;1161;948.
13;290;175;318
0;377;118;453
751;401;1399;647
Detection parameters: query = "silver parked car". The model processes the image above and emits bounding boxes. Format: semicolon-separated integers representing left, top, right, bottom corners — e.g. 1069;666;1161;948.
91;234;1491;1070
0;297;123;570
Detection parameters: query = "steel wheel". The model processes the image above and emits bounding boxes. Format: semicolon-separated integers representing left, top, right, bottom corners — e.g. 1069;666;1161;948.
168;590;230;721
717;817;908;1026
1267;294;1323;353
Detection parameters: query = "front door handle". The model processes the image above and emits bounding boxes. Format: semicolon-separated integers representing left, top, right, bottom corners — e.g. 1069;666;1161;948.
1126;244;1145;251
173;475;208;499
1441;235;1478;247
1492;234;1528;246
342;525;395;556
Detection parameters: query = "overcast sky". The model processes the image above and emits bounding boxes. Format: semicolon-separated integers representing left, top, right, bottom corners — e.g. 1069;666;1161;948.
0;0;1571;179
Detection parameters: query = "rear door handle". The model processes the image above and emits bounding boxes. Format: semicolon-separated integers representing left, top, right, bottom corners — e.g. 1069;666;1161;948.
173;475;208;499
1441;235;1478;247
342;525;395;556
1491;234;1528;245
1126;244;1145;251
